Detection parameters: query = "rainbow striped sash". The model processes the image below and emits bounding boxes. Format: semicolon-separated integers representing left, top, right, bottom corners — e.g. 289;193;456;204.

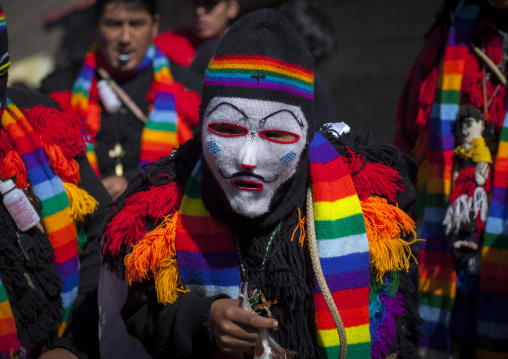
309;133;371;358
1;100;80;337
417;2;481;356
175;133;371;357
477;108;508;357
71;45;180;175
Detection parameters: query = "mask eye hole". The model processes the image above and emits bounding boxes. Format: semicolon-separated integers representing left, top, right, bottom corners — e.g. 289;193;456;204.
259;130;300;144
208;122;249;137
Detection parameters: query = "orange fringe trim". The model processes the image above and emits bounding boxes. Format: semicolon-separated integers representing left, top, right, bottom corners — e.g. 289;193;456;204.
124;212;189;304
361;196;422;282
291;207;306;246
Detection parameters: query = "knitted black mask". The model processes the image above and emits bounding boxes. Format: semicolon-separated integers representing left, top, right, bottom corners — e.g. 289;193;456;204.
200;9;315;218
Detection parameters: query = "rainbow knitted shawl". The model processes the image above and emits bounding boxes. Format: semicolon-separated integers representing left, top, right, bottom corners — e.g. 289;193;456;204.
0;100;96;357
71;45;182;176
176;133;371;358
418;1;508;357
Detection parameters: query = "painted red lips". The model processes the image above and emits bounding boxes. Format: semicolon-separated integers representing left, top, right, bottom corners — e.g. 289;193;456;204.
230;179;264;191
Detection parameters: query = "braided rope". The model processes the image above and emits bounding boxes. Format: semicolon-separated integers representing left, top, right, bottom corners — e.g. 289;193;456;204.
306;187;347;359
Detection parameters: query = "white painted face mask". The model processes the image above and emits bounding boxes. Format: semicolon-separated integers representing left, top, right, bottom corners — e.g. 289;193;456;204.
202;97;308;218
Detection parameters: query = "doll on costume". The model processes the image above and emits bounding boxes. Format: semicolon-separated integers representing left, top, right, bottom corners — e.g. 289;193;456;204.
444;105;492;273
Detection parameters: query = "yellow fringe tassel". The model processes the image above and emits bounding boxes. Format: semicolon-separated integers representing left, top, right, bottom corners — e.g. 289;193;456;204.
155;258;189;304
361;196;422;282
125;212;189;304
291;207;306;246
63;181;98;222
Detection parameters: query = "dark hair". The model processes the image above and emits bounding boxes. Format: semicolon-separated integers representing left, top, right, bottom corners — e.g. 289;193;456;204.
94;0;157;19
456;105;483;137
278;0;336;66
457;105;483;122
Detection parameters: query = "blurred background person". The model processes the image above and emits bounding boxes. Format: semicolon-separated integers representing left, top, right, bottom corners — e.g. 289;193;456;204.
395;0;508;357
155;0;240;67
40;0;202;200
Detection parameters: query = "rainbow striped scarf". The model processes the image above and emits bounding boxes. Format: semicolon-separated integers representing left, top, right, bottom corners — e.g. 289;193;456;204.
71;45;180;175
175;133;371;357
416;1;508;357
0;100;80;349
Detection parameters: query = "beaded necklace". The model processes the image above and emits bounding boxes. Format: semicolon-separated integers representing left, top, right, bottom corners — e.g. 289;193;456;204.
232;221;282;311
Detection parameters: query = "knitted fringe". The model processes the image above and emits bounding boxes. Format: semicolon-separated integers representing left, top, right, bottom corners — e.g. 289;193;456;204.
22;106;93;158
101;138;202;276
104;182;183;258
154;258;189;304
63;181;98;223
341;149;404;203
387;269;422;358
370;272;400;302
361;196;420;282
42;143;80;185
125;213;178;282
125;212;189;304
0;130;28;189
372;292;406;359
320;130;413;201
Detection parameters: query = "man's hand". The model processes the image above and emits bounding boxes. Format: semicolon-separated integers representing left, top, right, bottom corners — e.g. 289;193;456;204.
102;175;128;200
210;298;278;354
38;348;78;359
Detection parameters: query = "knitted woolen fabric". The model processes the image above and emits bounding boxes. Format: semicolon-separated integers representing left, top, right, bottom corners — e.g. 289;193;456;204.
0;207;63;356
171;132;372;358
200;9;315;144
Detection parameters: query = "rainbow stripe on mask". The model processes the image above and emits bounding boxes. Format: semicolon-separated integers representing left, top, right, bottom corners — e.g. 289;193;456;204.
204;55;314;100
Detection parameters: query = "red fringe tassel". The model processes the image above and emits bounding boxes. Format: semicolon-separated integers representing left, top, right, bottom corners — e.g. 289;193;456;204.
341;149;404;203
103;182;184;256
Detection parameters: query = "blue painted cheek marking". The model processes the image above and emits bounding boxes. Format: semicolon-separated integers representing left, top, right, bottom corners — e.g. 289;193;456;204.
280;151;296;164
206;140;222;155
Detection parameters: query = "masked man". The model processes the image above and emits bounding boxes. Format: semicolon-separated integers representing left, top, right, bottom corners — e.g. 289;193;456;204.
103;9;421;359
41;0;201;200
0;7;110;359
395;0;508;357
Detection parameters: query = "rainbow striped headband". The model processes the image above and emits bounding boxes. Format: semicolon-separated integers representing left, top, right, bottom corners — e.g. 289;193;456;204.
204;55;314;100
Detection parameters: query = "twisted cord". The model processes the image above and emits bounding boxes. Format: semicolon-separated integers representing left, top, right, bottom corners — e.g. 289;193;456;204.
306;187;347;359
